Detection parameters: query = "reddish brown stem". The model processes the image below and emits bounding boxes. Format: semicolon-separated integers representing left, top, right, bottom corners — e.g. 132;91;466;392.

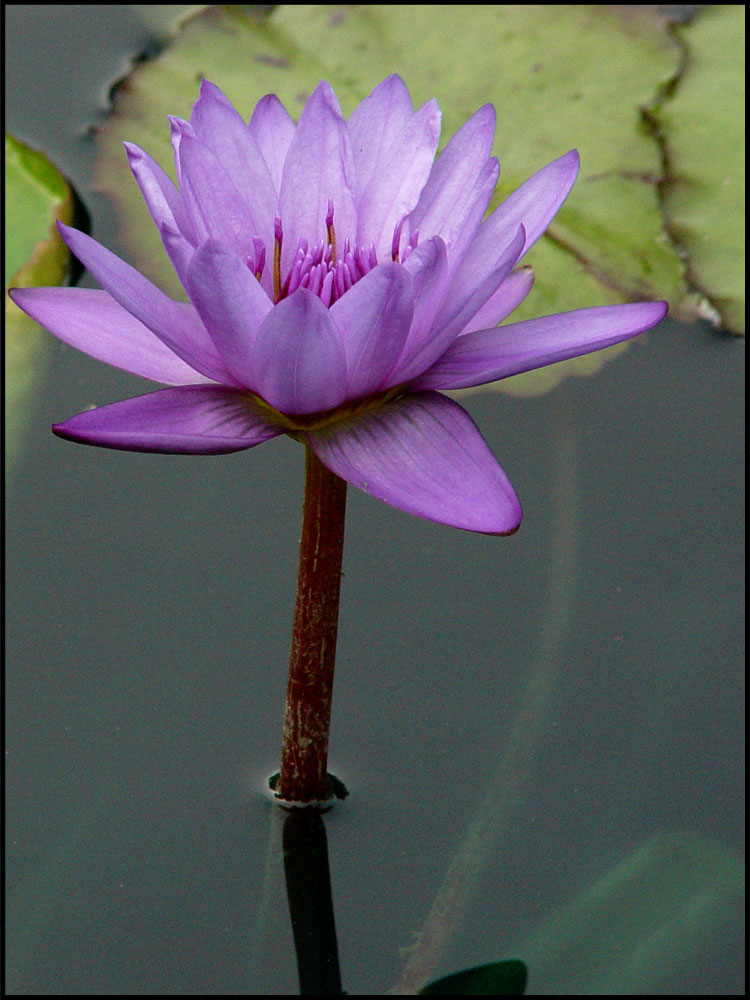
277;446;348;804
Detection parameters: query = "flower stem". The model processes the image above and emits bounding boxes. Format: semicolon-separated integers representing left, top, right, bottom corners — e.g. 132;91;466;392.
277;445;348;805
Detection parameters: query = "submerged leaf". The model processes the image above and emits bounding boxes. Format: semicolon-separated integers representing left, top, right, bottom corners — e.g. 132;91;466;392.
420;958;527;995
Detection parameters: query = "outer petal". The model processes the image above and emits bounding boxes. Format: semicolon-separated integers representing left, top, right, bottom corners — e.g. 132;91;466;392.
52;386;284;455
8;287;211;386
186;240;273;389
278;83;357;274
348;75;415;200
306;391;522;534
416;301;669;390
58;223;237;384
329;262;414;398
252;289;348;416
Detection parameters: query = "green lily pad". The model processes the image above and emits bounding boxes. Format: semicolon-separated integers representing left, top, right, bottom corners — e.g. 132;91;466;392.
5;133;73;473
94;6;686;396
512;830;744;994
649;4;744;334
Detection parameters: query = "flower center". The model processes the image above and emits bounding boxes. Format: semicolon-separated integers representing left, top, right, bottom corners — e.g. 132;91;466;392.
247;200;419;307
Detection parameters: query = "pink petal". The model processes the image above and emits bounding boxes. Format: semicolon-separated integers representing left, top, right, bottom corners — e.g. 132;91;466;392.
52;385;284;454
417;301;669;390
8;287;211;385
306;391;522;534
252;289;348;416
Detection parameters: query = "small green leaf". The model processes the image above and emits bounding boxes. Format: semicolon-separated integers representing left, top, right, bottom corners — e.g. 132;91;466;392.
420;958;527;995
5;133;73;474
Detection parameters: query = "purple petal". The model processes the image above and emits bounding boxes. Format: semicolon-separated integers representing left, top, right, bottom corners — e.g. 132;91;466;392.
461;266;535;332
355;98;442;260
252;289;348;415
8;287;211;385
307;391;521;534
189;80;277;239
480;149;580;257
278;83;357;273
177;134;259;257
329;262;414;398
416;301;669;390
186;241;273;390
248;93;296;193
124;142;196;244
348;75;415;201
409;104;496;250
58;223;237;384
52;385;284;454
385;236;450;385
434;225;526;345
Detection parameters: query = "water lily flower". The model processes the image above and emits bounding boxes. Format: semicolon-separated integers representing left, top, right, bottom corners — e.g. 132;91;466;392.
10;75;666;536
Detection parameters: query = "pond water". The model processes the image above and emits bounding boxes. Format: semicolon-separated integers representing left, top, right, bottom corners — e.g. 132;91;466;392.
6;6;744;995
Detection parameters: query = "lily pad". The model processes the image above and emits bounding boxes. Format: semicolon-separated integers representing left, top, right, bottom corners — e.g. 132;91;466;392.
649;4;745;334
94;6;684;395
5;133;73;473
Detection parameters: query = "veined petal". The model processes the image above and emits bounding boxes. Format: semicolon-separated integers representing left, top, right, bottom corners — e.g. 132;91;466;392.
356;98;442;259
58;223;237;384
329;262;414;398
252;289;348;416
52;385;284;454
348;74;415;200
409;104;496;248
306;391;522;534
248;93;296;193
278;82;357;274
416;300;669;390
8;287;211;385
186;240;274;390
189;80;277;235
